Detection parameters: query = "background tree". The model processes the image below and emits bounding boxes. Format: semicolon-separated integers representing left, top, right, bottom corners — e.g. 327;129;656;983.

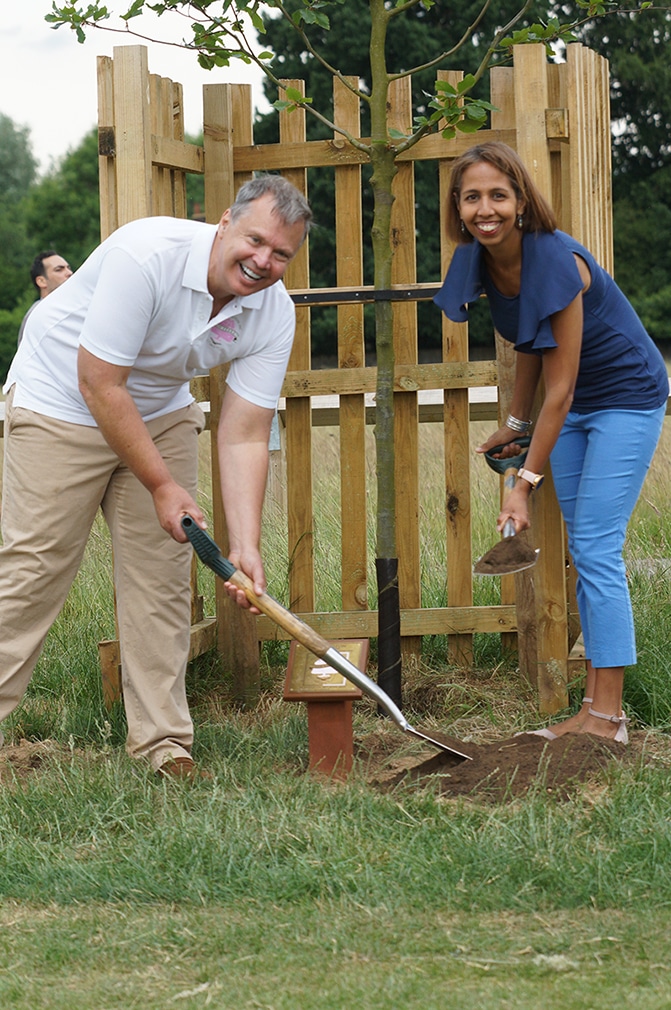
0;120;101;381
22;128;101;270
0;114;37;312
576;7;671;345
0;113;38;376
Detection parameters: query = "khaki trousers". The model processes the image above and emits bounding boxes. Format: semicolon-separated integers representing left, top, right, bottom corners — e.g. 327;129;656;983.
0;392;205;770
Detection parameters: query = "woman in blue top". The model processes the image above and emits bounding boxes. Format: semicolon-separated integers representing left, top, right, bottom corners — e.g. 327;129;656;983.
434;141;668;743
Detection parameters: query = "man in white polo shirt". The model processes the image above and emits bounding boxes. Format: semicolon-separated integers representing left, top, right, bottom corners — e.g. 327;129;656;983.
1;174;311;779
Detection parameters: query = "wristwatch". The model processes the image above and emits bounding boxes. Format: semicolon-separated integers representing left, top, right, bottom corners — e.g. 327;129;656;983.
517;468;544;491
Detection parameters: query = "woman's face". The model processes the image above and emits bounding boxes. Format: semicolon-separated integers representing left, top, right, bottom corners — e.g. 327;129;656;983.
456;161;525;253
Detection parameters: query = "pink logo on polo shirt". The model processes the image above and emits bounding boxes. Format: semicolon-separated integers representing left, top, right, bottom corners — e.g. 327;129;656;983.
209;317;239;345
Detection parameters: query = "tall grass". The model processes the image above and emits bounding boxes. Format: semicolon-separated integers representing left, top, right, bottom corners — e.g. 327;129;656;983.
5;415;671;745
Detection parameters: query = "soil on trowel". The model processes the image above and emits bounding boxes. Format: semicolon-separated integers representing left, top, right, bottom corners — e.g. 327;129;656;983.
473;538;539;575
370;732;627;802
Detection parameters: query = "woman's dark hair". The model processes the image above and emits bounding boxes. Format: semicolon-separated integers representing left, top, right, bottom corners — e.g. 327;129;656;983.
446;141;557;244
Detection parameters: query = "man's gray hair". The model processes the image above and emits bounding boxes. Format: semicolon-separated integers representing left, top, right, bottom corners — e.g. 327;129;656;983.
230;174;312;238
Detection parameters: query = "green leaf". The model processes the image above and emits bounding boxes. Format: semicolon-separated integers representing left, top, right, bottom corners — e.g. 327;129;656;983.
284;86;304;102
248;8;266;33
456;119;483;134
388;127;408;139
121;0;145;20
457;74;476;94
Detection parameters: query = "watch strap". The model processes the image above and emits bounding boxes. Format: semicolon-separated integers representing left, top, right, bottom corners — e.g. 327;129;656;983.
517;467;544;490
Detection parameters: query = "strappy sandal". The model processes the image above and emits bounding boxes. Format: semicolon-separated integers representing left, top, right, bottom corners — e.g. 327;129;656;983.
587;707;630;744
517;696;594;741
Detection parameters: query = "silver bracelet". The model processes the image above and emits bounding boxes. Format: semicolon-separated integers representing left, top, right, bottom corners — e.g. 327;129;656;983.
505;414;531;433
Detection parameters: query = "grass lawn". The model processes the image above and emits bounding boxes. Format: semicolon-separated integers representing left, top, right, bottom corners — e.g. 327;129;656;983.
3;901;671;1009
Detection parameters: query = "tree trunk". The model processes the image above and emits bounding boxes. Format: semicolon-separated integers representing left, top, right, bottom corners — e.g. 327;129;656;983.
369;0;402;705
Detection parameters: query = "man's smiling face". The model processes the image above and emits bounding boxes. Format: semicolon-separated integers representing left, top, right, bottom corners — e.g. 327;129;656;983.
207;192;306;307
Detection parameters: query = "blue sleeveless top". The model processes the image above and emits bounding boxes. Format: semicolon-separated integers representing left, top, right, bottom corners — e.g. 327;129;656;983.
434;230;669;413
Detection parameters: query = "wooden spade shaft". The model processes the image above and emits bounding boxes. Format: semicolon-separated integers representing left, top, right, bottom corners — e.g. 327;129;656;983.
181;516;474;761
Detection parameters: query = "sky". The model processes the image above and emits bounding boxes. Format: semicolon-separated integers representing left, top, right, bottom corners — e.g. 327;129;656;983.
2;0;268;174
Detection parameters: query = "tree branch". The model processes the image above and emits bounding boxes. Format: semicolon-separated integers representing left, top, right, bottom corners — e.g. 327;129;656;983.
271;0;372;105
387;0;493;82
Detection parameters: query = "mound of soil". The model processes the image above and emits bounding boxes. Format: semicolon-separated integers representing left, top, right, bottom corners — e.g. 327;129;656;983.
371;732;626;802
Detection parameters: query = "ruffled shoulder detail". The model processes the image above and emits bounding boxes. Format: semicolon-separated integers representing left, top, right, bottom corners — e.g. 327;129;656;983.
433;242;483;322
514;231;584;353
433;230;585;353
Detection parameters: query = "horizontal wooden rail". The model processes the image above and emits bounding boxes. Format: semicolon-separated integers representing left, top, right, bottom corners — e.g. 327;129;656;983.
255;605;518;641
4;383;670;440
98;129;206;174
232;128;519;172
281;361;499;397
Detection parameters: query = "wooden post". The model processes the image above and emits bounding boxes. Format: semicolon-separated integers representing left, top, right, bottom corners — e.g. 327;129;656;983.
203;83;262;705
97;55;118;240
389;77;422;667
334;78;368;616
513;44;569;712
111;46;152;226
280;80;314;616
438;69;473;668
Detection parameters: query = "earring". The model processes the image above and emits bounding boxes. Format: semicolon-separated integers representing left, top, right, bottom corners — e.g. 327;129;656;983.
460;219;466;235
516;214;524;230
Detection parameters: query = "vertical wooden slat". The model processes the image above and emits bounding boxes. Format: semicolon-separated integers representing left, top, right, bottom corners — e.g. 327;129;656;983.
203;83;261;702
513;44;568;713
437;69;473;667
546;63;565;225
150;75;170;216
490;65;536;674
280;80;314;614
111;46;152;225
96;55;117;240
231;84;254;198
599;52;614;275
388;76;421;664
555;53;581;657
203;83;236;221
334;78;368;614
171;80;188;220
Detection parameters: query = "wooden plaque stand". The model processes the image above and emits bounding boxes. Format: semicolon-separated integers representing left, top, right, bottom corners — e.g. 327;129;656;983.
283;640;368;779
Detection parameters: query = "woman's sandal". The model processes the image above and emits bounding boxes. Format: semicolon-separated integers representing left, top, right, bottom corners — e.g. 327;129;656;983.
517;696;594;742
587;707;630;744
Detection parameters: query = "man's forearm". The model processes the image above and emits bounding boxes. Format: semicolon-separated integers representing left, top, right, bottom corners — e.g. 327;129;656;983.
218;440;269;554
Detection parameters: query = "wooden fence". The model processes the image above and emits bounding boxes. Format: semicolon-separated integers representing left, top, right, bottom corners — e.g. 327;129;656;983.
93;42;615;712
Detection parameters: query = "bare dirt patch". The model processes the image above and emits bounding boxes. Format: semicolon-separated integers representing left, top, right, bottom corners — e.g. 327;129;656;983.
0;739;78;785
360;728;671;802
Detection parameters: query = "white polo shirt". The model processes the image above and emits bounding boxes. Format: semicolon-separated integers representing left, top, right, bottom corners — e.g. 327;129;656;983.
4;216;296;424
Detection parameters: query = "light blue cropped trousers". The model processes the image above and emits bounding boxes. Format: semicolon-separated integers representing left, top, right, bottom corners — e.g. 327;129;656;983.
550;404;666;669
